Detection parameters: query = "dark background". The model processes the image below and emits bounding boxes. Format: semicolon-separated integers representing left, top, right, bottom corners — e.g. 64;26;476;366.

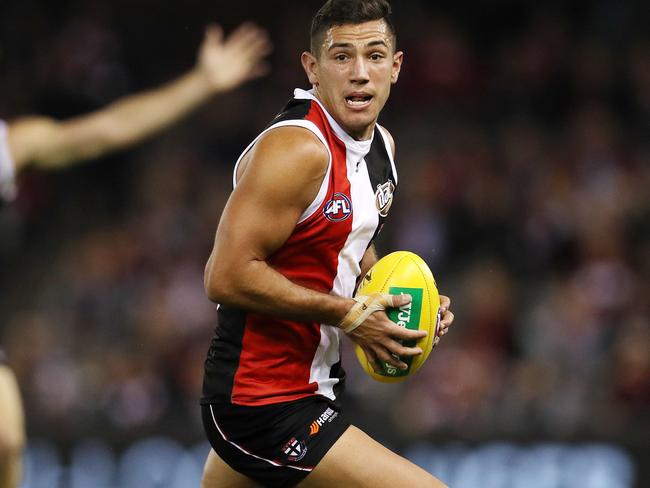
1;0;648;486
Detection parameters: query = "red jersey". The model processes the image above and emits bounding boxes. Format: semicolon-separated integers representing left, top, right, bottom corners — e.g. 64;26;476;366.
202;89;397;406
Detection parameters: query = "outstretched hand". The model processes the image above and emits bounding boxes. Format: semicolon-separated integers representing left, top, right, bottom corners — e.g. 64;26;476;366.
197;22;272;93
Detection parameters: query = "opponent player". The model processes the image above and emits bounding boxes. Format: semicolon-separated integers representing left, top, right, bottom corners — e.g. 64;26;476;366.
200;1;453;487
0;352;24;488
0;23;271;488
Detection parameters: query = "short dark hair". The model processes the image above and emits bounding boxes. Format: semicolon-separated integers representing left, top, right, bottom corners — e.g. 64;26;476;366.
310;0;396;55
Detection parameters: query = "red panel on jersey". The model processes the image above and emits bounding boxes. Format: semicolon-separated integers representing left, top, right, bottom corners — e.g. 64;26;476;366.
232;102;353;406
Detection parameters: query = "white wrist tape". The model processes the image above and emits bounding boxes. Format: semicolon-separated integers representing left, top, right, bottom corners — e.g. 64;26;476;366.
338;293;395;334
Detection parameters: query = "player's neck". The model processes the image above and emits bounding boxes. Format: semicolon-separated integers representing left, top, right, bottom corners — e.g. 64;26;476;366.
348;124;375;141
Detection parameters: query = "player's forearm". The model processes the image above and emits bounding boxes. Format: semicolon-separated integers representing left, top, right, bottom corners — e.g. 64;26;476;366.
94;68;215;148
9;69;217;170
359;244;378;279
205;255;353;326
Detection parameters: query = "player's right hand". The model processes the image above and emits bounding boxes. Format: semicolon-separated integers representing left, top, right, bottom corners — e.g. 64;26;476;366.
342;293;427;374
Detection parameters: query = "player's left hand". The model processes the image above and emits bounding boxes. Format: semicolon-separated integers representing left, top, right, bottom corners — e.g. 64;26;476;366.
197;22;272;93
437;295;454;339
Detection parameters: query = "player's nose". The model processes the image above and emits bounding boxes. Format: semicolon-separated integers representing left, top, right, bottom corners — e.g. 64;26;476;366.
349;57;370;83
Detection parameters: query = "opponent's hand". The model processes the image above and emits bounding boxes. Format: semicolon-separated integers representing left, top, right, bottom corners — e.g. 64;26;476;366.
341;293;427;374
197;23;272;93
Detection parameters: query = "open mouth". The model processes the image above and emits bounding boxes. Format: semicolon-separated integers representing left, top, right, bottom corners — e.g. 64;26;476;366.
345;94;373;108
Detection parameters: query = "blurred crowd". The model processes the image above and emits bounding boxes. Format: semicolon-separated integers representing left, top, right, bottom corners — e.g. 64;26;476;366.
1;0;648;454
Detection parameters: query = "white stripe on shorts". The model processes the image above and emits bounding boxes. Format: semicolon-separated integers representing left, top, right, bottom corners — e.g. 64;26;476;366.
209;405;313;472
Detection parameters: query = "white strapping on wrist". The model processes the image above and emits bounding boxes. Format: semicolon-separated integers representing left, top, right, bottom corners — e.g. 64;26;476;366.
338;293;392;334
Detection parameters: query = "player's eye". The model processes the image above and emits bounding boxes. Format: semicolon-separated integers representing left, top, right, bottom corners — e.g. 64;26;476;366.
334;53;349;61
370;53;385;61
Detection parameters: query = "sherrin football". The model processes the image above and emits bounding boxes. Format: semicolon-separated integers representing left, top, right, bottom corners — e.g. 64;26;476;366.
354;251;441;383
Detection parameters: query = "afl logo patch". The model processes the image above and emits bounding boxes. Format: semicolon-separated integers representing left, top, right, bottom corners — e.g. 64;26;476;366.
375;181;395;217
324;193;352;222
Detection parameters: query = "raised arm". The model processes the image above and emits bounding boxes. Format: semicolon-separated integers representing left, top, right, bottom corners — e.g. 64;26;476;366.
7;23;271;170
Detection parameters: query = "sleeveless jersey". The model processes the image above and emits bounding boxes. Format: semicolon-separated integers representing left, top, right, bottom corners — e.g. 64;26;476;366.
202;89;398;406
0;120;17;203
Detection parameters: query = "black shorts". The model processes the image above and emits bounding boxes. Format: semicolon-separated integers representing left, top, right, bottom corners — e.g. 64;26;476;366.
201;396;350;488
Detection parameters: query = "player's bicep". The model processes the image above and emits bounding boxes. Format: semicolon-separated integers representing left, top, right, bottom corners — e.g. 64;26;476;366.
217;173;304;260
37;115;120;166
8;115;109;168
6;117;58;169
206;127;328;281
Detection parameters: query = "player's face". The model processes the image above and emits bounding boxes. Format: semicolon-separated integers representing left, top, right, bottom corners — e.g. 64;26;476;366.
302;20;403;140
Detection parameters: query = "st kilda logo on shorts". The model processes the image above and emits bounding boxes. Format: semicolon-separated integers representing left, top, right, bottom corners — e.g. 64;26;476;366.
375;180;395;217
282;437;307;462
323;193;352;222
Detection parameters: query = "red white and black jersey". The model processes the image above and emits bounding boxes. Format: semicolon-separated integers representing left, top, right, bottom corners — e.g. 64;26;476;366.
0;120;17;203
202;89;397;407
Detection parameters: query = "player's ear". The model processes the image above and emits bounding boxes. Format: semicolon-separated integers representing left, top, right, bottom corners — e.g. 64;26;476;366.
301;51;319;86
391;50;403;84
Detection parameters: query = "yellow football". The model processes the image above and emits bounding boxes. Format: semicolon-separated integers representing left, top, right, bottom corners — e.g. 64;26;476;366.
354;251;441;383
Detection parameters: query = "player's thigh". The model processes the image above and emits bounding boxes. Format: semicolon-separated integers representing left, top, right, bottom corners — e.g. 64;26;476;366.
298;425;447;488
201;449;261;488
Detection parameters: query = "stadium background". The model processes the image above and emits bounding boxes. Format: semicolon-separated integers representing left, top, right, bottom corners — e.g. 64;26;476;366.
1;0;648;486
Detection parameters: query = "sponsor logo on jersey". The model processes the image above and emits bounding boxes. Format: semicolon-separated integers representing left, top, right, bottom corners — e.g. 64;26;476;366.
323;193;352;222
375;180;395;217
309;407;338;436
282;437;307;462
